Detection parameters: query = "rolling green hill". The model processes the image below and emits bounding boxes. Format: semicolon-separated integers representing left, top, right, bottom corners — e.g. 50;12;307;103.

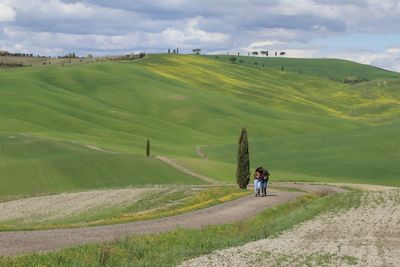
0;54;399;197
201;122;400;186
210;55;400;81
0;135;203;197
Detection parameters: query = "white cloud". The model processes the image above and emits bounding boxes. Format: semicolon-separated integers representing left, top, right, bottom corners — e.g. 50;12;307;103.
0;2;16;22
274;0;344;18
283;49;320;58
387;48;400;54
246;40;287;51
0;17;230;56
3;0;94;18
329;48;400;72
154;17;230;48
0;0;399;71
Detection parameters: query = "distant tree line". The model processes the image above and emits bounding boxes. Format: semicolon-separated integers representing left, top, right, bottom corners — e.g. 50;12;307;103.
0;50;146;68
343;76;368;84
0;51;34;57
0;50;53;58
168;48;180;54
192;48;201;55
111;52;146;61
0;62;24;68
58;52;77;59
250;51;286;57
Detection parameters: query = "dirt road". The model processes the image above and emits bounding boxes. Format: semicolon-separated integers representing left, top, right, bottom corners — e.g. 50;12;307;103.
156;156;218;184
0;184;344;256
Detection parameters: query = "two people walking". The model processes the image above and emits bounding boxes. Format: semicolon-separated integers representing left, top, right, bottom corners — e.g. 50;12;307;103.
254;166;269;197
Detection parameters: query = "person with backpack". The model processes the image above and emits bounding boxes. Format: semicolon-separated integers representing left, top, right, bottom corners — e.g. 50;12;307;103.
254;167;263;197
261;168;270;197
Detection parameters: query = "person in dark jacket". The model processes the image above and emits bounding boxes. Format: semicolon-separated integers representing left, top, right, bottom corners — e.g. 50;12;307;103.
261;168;270;197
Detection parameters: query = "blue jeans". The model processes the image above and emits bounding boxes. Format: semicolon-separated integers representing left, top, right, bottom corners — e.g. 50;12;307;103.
254;179;262;193
263;180;268;192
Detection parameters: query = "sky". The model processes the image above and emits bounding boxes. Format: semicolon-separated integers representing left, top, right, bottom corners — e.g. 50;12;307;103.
0;0;399;71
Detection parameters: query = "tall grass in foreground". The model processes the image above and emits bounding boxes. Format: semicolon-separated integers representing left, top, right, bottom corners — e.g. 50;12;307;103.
0;190;362;267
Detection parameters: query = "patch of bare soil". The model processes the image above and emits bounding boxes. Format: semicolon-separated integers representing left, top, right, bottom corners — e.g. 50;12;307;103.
181;189;400;267
0;188;154;224
328;183;396;192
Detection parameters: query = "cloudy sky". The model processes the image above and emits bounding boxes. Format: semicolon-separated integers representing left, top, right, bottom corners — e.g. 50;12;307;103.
0;0;399;71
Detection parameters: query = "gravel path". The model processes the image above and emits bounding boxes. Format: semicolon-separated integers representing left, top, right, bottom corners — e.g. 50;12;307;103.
193;146;208;160
181;188;400;267
156;156;218;184
0;183;343;256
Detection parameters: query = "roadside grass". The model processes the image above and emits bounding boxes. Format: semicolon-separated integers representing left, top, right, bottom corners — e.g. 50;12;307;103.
0;190;362;267
0;187;251;231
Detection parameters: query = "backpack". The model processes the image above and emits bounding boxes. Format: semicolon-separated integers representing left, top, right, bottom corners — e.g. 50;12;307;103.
262;169;270;181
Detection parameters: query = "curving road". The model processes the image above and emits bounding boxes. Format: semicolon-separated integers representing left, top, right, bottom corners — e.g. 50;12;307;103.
0;183;345;256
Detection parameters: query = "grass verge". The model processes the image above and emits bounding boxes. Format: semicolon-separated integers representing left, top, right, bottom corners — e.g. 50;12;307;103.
0;190;362;266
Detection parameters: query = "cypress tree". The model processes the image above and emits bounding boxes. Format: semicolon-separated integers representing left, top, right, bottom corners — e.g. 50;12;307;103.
236;128;250;189
146;139;150;157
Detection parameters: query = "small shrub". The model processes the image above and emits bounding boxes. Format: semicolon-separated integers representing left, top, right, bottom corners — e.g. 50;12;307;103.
343;76;368;84
99;246;112;266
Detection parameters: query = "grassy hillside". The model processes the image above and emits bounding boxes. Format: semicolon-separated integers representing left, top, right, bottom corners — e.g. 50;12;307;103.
0;135;203;197
210;55;400;81
0;55;366;153
202;122;400;186
0;54;399;197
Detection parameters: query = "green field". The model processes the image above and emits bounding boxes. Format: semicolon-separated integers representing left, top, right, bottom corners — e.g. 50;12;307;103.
211;55;400;81
0;54;399;197
0;135;202;197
